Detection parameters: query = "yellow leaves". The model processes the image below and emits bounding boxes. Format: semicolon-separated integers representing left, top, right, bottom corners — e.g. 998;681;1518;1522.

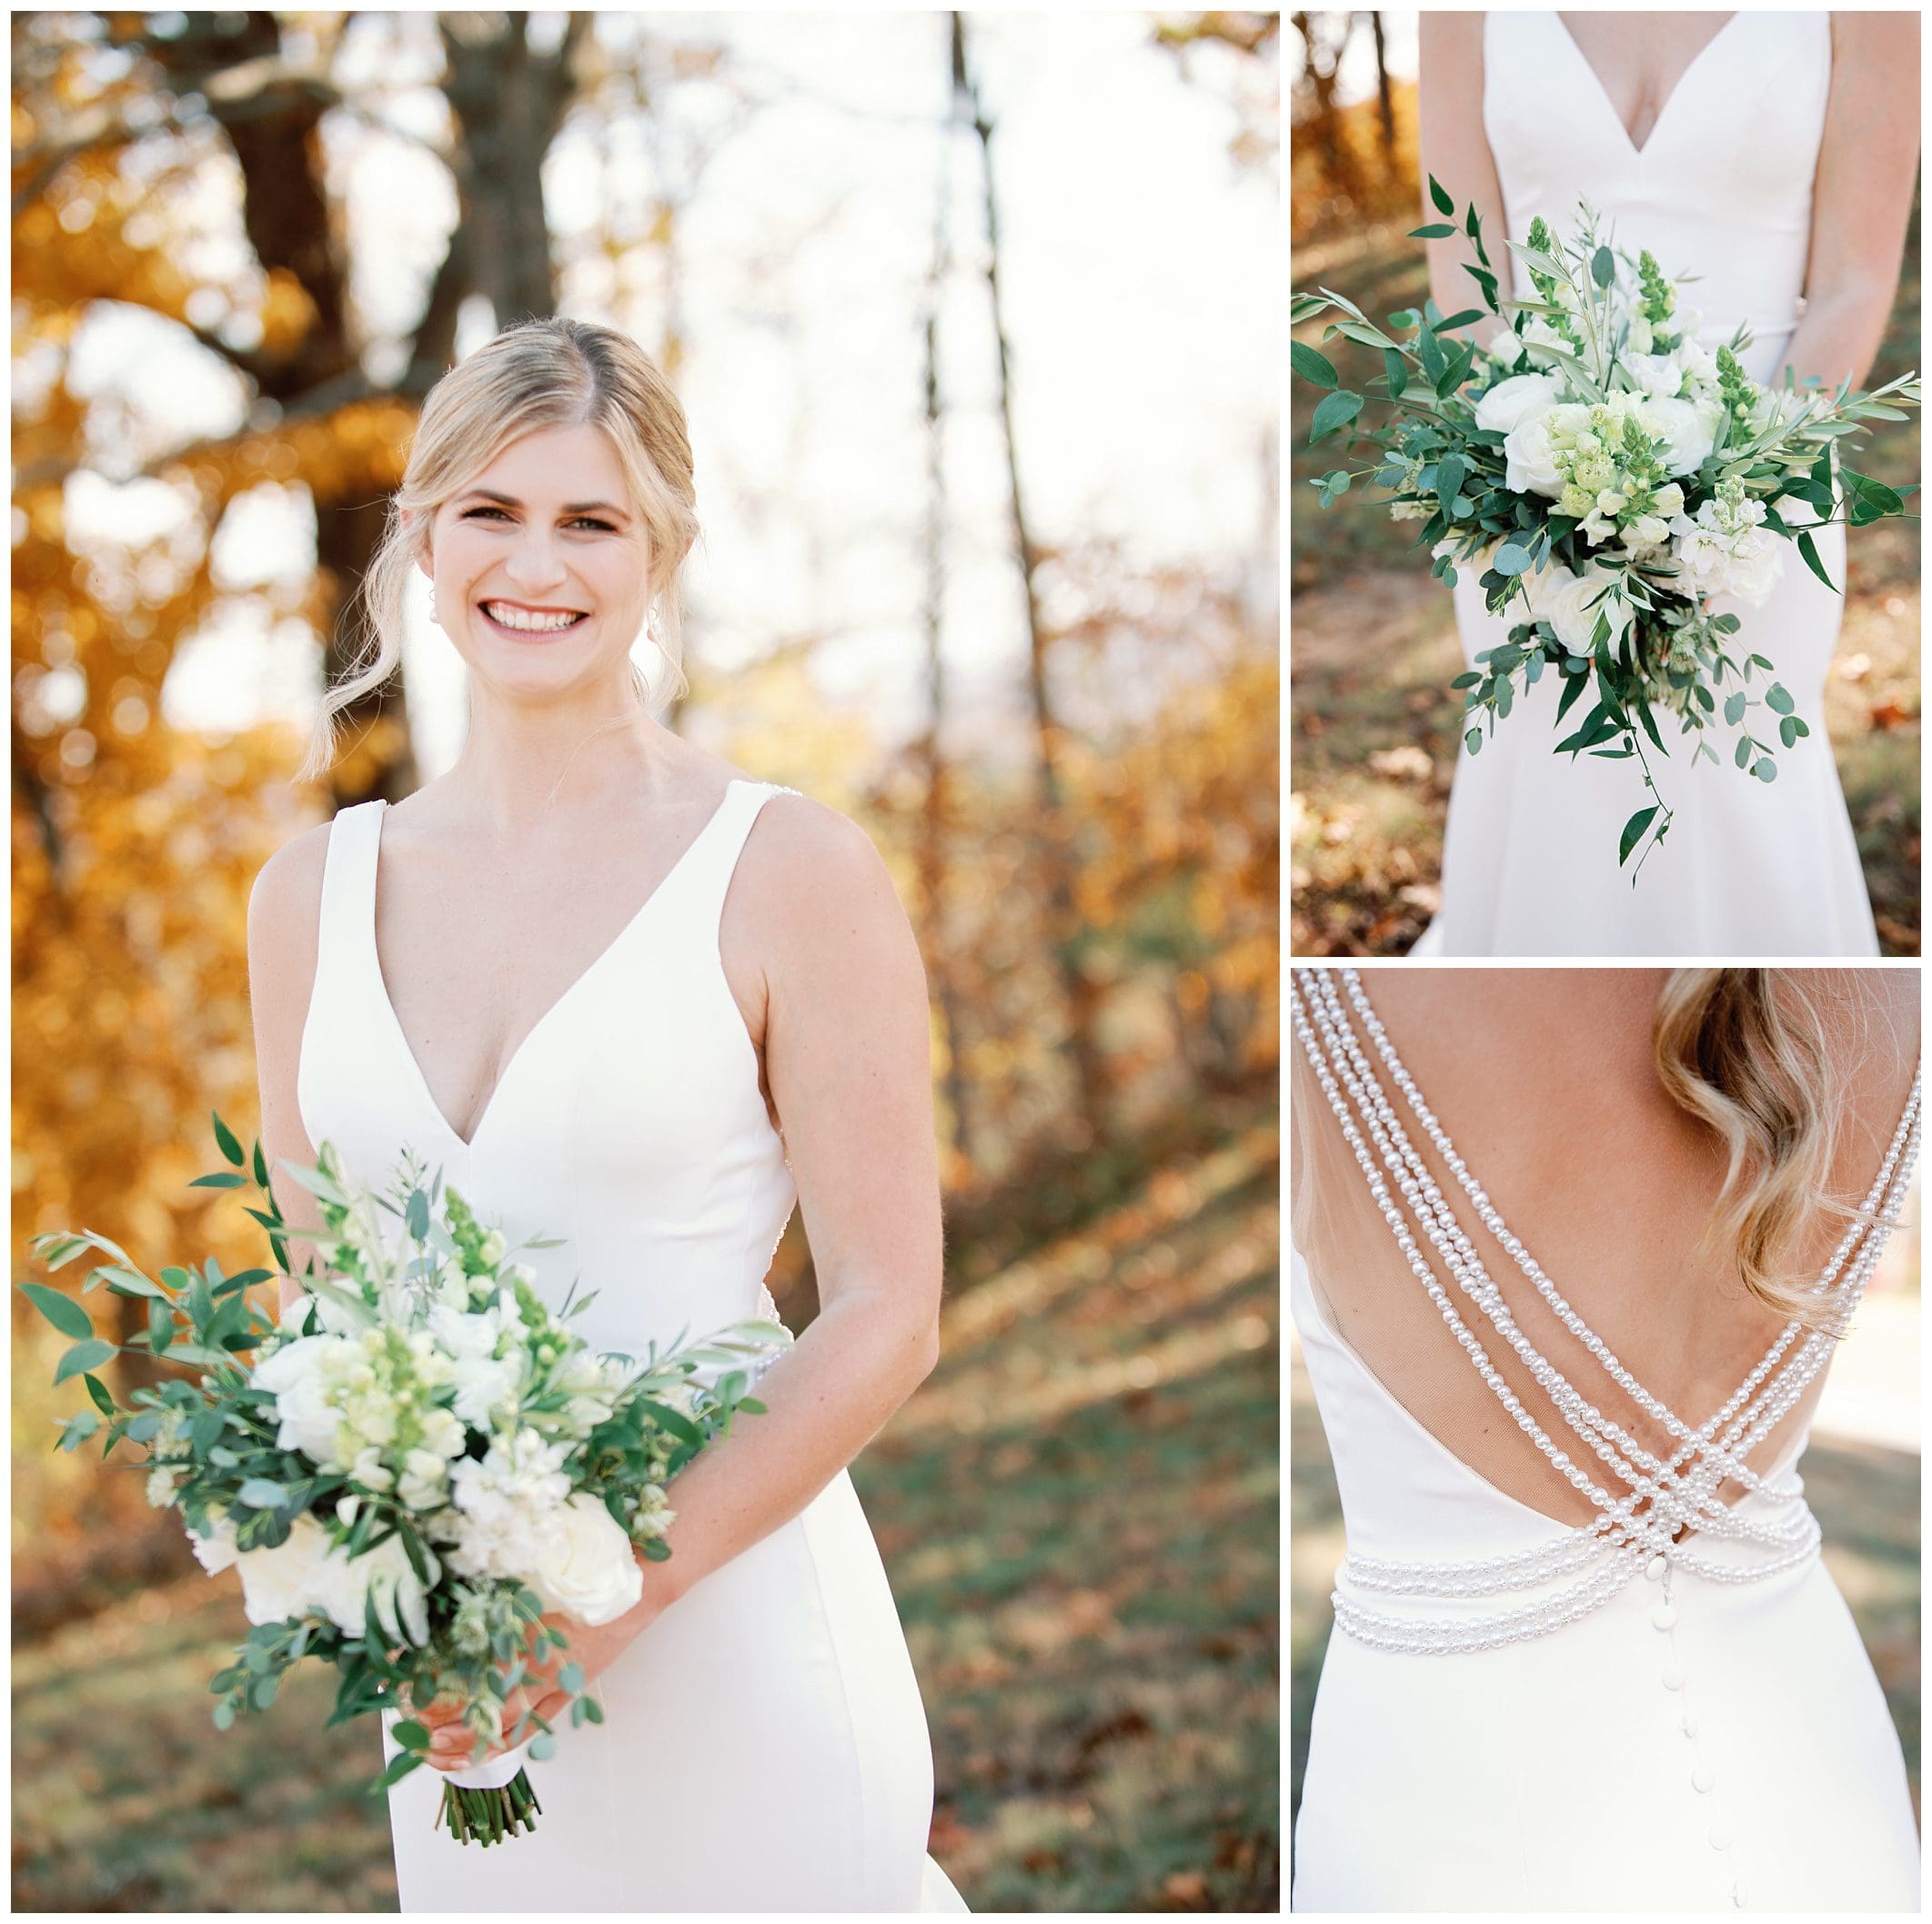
257;268;319;356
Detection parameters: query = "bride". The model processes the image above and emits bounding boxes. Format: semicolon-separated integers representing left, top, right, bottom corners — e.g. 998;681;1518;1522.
1290;964;1921;1909
247;317;966;1909
1412;12;1918;956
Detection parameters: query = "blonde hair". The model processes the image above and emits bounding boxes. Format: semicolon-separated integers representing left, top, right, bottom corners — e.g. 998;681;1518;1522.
300;317;696;781
1653;970;1862;1332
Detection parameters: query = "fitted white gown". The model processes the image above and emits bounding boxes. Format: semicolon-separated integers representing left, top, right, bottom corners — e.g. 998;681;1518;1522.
297;780;967;1912
1418;11;1879;956
1288;974;1920;1911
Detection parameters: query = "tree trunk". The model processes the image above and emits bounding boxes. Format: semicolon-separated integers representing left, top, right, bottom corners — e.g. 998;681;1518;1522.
438;13;589;327
919;35;976;1171
953;14;1108;1143
141;11;419;809
1371;11;1396;164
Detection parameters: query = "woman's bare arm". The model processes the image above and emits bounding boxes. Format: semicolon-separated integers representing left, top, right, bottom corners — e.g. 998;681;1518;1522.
1781;12;1919;390
1418;13;1511;349
246;821;334;1314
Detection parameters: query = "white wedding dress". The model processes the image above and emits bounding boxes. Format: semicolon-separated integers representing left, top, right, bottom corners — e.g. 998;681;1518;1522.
1289;970;1920;1911
1417;11;1879;956
297;780;967;1912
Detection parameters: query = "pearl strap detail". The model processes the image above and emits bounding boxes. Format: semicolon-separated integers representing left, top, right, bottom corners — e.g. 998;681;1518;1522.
1292;966;1921;1659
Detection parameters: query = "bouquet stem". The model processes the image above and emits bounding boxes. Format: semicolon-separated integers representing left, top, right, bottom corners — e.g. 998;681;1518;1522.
436;1769;543;1845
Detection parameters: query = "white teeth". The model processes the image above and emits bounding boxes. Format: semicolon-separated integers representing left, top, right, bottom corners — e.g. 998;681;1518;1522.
482;602;586;633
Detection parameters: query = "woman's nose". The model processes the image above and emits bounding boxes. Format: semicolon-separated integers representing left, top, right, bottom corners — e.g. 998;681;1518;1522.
503;533;568;589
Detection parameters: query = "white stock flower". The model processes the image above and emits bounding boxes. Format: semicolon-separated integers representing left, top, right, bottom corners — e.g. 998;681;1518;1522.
1523;561;1635;657
435;1428;576;1587
531;1492;644;1627
146;1464;186;1508
1669;496;1784;607
1474;371;1561;437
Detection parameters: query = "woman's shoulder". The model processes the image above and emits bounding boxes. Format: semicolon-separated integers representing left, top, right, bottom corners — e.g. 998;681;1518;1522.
247;816;334;952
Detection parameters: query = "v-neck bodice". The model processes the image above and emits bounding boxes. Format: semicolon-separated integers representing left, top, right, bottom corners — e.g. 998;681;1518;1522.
1484;12;1831;382
296;779;800;1362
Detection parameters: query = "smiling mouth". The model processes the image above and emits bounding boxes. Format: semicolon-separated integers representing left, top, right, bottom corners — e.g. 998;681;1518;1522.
478;599;590;635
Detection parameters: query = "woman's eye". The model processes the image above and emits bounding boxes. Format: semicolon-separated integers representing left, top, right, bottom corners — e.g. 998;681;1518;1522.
569;518;616;533
463;506;511;521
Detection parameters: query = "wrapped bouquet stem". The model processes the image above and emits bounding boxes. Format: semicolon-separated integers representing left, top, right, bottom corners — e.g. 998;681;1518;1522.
1293;178;1919;876
25;1119;790;1846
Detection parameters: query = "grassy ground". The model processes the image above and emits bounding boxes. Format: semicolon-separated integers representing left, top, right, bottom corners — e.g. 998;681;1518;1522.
1290;1349;1921;1851
1290;207;1923;955
13;1113;1280;1913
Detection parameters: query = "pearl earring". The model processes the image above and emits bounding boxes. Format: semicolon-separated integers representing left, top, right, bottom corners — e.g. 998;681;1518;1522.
429;587;439;626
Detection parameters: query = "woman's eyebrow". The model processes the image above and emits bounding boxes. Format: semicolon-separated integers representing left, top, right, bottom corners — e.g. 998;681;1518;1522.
458;488;629;519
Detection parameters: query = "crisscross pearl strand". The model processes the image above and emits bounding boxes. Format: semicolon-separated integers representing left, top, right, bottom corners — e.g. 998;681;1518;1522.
1292;967;1920;1657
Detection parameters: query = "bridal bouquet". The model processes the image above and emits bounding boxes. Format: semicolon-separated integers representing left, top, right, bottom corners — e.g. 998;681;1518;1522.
24;1119;789;1846
1293;179;1920;873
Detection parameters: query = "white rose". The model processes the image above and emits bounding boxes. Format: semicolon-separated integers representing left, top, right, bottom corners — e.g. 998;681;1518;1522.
1504;413;1567;498
1524;561;1635;657
235;1512;338;1627
1474;371;1561;436
188;1513;239;1575
532;1491;644;1627
327;1529;436;1645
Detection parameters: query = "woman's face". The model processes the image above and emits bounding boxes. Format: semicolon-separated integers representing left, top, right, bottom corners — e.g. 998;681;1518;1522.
421;422;652;702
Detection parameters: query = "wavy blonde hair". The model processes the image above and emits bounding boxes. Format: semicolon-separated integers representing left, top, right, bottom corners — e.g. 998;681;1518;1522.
1654;970;1875;1333
300;317;696;780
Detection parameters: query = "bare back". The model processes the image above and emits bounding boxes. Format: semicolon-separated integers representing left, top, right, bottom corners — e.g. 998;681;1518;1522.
1291;968;1918;1527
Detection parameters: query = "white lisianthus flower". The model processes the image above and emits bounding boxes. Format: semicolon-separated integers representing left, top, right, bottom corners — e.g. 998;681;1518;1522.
1474;371;1562;437
532;1492;645;1627
1621;349;1685;399
1521;315;1583;366
1523;561;1635;657
252;1333;359;1466
1644;395;1722;478
428;1301;529;1429
554;1349;632;1436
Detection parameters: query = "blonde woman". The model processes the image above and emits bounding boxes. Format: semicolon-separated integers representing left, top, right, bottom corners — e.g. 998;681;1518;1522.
1290;966;1919;1909
1412;12;1918;955
248;317;966;1911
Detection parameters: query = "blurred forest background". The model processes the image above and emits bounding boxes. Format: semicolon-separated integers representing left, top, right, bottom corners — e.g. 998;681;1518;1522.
1289;12;1922;955
12;10;1280;1912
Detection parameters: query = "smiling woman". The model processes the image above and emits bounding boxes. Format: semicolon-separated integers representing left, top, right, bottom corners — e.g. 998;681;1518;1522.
244;317;967;1911
299;318;698;781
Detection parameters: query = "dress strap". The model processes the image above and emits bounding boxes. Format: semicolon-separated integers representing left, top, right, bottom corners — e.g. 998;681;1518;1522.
681;781;799;931
314;799;387;989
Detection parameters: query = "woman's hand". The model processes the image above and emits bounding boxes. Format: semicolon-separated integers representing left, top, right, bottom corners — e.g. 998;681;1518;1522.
417;1569;676;1775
